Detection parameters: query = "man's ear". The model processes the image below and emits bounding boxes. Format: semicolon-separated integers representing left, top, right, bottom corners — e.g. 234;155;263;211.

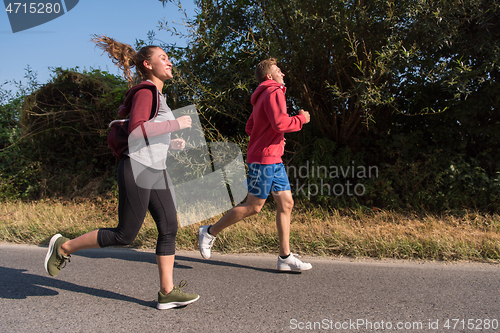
266;73;272;80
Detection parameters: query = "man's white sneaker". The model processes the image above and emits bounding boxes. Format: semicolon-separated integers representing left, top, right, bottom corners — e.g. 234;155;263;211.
199;225;216;259
277;253;312;271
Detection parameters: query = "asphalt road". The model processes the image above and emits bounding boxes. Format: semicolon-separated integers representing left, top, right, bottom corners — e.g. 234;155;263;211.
1;243;499;333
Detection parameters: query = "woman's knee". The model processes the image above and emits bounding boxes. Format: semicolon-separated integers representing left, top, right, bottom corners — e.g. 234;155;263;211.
156;232;177;256
114;233;137;246
99;228;138;247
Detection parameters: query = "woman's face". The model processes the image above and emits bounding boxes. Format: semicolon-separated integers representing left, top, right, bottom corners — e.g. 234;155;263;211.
144;47;173;82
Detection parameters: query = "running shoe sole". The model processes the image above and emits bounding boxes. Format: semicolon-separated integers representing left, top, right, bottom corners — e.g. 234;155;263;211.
157;295;200;310
44;233;63;275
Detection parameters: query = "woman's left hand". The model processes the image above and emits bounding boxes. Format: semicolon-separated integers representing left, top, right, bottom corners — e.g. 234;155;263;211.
170;138;186;150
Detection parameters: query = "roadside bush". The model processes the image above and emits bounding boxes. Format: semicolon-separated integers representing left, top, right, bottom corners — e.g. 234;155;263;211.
0;68;127;199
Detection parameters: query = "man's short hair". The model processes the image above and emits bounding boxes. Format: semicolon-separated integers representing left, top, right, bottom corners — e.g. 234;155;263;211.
255;58;277;83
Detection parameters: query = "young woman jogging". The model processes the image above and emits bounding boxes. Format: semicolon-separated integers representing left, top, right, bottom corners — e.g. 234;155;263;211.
44;36;199;310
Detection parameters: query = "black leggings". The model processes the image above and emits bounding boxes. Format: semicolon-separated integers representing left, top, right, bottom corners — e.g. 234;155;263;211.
97;157;178;256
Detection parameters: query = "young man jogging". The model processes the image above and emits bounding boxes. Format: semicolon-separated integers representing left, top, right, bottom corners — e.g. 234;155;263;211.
199;58;312;271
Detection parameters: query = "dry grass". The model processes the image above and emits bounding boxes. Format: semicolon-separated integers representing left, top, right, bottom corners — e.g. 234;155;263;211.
1;199;499;262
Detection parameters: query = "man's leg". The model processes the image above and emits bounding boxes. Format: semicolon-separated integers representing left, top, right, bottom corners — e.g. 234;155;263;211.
199;193;266;259
273;190;312;271
209;193;266;236
272;190;294;257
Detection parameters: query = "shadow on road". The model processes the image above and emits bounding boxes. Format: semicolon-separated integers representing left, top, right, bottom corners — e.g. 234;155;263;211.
64;247;283;274
0;247;298;306
0;266;155;308
176;255;285;274
0;247;304;311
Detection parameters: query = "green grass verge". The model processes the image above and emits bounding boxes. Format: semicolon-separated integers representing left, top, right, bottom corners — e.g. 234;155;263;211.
1;199;499;262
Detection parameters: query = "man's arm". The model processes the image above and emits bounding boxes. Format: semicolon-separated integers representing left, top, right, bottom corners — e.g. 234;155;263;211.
266;91;309;133
245;112;254;136
299;109;311;123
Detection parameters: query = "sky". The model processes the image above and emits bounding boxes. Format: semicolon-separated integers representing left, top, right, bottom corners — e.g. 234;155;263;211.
1;0;198;93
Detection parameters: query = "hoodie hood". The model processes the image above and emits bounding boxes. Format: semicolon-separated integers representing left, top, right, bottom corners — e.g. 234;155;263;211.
250;80;286;106
117;81;158;118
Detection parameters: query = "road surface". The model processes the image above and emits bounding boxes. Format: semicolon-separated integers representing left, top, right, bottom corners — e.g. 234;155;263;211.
0;243;499;332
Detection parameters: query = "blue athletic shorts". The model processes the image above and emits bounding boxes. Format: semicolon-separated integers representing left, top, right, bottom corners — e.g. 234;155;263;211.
246;163;291;199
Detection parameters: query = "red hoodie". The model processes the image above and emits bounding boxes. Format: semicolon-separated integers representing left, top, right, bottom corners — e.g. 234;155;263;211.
246;80;306;164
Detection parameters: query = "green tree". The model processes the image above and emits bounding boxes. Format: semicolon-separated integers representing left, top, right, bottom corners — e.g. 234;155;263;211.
0;68;128;199
157;0;499;211
161;0;499;144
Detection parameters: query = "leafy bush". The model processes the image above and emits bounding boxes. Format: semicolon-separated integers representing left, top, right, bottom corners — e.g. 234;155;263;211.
285;133;500;213
0;68;128;199
2;1;499;215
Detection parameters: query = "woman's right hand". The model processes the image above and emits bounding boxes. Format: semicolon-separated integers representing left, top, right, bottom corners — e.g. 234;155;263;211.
176;115;192;130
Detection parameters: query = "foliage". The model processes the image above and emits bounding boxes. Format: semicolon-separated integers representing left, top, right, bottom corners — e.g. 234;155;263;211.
0;67;42;199
158;0;499;212
159;0;499;146
0;68;128;199
0;66;39;150
0;0;498;213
